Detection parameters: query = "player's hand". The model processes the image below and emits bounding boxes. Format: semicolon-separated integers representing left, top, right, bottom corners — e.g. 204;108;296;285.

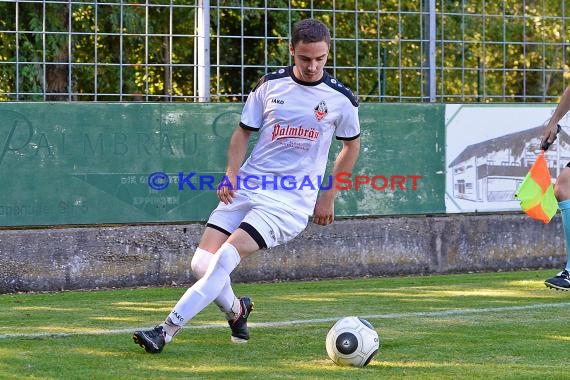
541;124;561;151
217;173;237;204
312;195;334;225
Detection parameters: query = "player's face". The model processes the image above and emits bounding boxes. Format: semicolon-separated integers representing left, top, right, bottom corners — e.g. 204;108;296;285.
290;41;329;83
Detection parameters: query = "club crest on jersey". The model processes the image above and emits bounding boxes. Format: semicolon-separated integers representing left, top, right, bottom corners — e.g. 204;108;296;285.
314;100;328;121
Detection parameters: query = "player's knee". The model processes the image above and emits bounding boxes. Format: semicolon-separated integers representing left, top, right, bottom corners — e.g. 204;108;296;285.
190;248;213;279
555;183;565;201
555;169;570;201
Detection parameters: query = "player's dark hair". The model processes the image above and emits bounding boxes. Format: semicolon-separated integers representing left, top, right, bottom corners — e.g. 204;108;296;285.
291;18;331;47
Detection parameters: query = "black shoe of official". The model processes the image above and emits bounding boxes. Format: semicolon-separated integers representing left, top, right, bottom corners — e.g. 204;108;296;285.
133;326;166;353
545;270;570;291
229;297;254;343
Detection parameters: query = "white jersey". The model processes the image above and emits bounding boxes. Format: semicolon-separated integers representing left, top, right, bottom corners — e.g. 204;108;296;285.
238;66;360;216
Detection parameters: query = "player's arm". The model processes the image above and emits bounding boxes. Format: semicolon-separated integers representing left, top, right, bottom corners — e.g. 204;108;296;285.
312;137;361;225
542;84;570;149
218;126;253;204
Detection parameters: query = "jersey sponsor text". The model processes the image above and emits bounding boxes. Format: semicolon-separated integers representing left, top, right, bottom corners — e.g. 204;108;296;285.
271;123;320;142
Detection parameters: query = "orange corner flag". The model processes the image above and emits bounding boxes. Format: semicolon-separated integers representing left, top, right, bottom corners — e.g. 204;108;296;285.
515;150;557;224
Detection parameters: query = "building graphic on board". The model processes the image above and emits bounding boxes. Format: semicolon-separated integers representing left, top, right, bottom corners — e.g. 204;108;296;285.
448;125;570;202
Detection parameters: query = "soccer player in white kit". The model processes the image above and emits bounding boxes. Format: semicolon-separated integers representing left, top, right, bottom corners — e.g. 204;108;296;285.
133;18;361;353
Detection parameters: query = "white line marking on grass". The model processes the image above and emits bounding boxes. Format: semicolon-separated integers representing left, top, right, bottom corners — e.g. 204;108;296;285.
2;302;569;340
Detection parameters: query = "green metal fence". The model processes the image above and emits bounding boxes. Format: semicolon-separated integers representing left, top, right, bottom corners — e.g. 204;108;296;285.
0;1;568;103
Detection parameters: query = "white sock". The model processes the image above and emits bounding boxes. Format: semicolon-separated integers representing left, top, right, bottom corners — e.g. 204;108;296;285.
167;242;241;326
191;247;240;319
225;298;242;321
159;318;181;343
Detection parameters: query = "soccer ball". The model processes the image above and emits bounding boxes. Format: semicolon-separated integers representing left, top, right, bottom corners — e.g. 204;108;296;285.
325;316;380;367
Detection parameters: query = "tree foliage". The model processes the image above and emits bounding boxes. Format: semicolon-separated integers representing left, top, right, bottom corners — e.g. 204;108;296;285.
0;0;568;102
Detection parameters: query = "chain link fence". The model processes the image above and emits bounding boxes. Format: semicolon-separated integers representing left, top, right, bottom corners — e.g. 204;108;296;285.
0;0;568;102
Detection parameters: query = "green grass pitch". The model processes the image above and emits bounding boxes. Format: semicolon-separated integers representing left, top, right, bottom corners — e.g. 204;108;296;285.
0;269;569;379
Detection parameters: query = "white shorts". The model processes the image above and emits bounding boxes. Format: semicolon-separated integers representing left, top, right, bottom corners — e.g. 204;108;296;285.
206;189;309;249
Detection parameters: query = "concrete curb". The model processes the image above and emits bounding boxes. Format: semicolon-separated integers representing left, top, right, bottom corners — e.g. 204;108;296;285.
0;213;564;293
